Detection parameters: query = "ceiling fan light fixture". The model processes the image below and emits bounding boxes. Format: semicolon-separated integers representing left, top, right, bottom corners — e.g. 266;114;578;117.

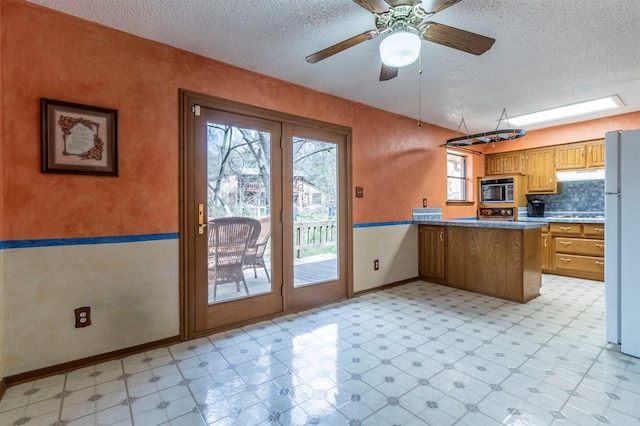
379;31;421;67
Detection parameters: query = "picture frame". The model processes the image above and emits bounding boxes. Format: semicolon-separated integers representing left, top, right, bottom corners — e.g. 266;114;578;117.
41;98;118;176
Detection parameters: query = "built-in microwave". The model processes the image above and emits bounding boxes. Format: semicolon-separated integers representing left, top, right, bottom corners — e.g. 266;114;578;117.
480;177;514;204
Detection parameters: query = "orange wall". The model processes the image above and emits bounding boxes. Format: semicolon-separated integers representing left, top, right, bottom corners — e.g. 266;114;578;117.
484;111;640;154
1;0;482;242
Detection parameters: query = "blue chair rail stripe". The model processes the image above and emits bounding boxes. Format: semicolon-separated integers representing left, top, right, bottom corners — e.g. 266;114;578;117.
353;221;412;228
1;232;179;249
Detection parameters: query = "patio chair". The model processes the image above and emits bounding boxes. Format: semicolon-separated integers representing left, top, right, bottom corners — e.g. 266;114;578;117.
208;217;261;300
244;216;271;282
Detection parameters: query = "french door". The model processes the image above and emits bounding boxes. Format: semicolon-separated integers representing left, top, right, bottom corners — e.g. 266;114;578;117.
284;125;350;311
180;91;351;338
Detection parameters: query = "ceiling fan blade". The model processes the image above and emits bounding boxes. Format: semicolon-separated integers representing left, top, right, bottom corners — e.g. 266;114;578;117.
421;22;495;55
421;0;463;14
353;0;389;14
383;0;412;7
305;30;378;63
379;63;399;81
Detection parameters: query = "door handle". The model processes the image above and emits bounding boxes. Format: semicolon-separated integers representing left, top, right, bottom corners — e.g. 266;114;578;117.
594;227;604;232
198;203;207;234
439;231;444;242
560;241;571;246
559;226;571;231
595;243;604;248
559;257;572;263
595;261;604;266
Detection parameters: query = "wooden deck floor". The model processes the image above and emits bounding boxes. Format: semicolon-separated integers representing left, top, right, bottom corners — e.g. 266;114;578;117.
210;253;338;303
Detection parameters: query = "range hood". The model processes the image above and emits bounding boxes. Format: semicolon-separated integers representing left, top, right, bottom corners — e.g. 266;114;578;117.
556;169;605;181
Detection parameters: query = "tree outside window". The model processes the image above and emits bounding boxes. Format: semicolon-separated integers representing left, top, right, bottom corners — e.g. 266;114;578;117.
447;152;466;201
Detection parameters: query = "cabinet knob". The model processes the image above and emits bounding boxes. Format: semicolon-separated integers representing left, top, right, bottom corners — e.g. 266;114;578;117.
439;231;444;242
559;226;571;231
560;241;572;246
595;243;604;248
594;227;604;232
559;257;572;263
595;261;604;266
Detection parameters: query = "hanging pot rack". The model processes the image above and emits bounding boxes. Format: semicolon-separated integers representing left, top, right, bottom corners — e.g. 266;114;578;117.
443;109;525;148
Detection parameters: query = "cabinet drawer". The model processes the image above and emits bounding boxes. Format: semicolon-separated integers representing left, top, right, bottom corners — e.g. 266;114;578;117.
583;223;605;238
555;238;604;256
550;223;582;235
554;253;604;274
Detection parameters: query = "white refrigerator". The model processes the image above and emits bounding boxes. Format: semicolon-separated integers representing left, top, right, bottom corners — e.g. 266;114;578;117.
605;129;640;358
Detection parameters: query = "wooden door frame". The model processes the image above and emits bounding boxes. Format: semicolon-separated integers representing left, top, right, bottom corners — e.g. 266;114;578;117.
178;89;353;341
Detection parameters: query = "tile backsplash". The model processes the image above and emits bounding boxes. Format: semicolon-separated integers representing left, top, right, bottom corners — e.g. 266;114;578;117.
527;180;604;212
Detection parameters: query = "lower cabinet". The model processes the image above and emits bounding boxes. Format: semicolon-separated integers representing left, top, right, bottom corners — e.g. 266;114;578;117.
541;227;551;271
420;225;541;303
546;222;604;281
418;225;445;282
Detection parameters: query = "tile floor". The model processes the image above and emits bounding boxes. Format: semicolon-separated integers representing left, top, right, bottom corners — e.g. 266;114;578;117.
2;275;640;426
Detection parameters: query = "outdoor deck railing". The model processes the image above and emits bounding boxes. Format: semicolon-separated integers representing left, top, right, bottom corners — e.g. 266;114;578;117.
294;220;337;258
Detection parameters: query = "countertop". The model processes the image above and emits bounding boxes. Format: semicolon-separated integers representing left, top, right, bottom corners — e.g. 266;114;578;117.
413;219;546;229
517;216;605;224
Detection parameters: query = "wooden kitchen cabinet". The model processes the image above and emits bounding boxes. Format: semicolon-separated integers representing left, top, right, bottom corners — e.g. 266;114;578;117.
541;227;551;271
586;139;605;168
525;148;557;193
485;151;525;175
555;144;586;170
446;226;540;302
419;225;445;282
549;222;604;281
554;139;604;171
583;223;605;237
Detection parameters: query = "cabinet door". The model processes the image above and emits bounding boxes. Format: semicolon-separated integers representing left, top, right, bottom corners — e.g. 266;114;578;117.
526;149;557;193
419;226;445;281
485;155;503;175
587;140;605;168
502;152;525;175
541;233;551;270
556;145;586;170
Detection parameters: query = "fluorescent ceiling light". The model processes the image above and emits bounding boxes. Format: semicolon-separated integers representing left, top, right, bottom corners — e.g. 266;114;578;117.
379;32;421;67
509;95;624;126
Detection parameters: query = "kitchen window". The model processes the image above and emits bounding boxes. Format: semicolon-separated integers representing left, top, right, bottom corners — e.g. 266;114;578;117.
447;152;466;201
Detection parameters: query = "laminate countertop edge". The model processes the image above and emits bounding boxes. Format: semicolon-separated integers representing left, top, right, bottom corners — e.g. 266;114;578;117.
413;220;546;229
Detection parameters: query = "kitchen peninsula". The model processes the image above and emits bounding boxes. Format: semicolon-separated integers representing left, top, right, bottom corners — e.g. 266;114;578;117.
414;211;545;303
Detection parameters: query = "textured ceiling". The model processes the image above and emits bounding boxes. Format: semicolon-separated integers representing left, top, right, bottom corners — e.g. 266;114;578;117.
25;0;640;132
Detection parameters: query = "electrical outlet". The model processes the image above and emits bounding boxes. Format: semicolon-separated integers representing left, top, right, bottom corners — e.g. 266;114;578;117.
75;306;91;328
355;186;364;198
374;259;379;270
423;198;427;207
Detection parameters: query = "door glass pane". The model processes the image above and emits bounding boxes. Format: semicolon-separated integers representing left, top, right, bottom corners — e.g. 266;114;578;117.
207;123;272;303
292;137;338;287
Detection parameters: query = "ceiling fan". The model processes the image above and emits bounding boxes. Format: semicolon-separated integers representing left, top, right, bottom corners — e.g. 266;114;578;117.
305;0;495;81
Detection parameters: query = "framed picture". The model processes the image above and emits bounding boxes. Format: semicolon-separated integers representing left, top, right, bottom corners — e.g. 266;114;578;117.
41;98;118;176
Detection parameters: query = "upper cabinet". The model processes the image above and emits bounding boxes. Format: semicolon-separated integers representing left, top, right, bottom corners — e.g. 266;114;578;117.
484;151;525;175
586;139;605;168
525;148;557;193
555;144;586;170
555;139;605;171
483;139;604;193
